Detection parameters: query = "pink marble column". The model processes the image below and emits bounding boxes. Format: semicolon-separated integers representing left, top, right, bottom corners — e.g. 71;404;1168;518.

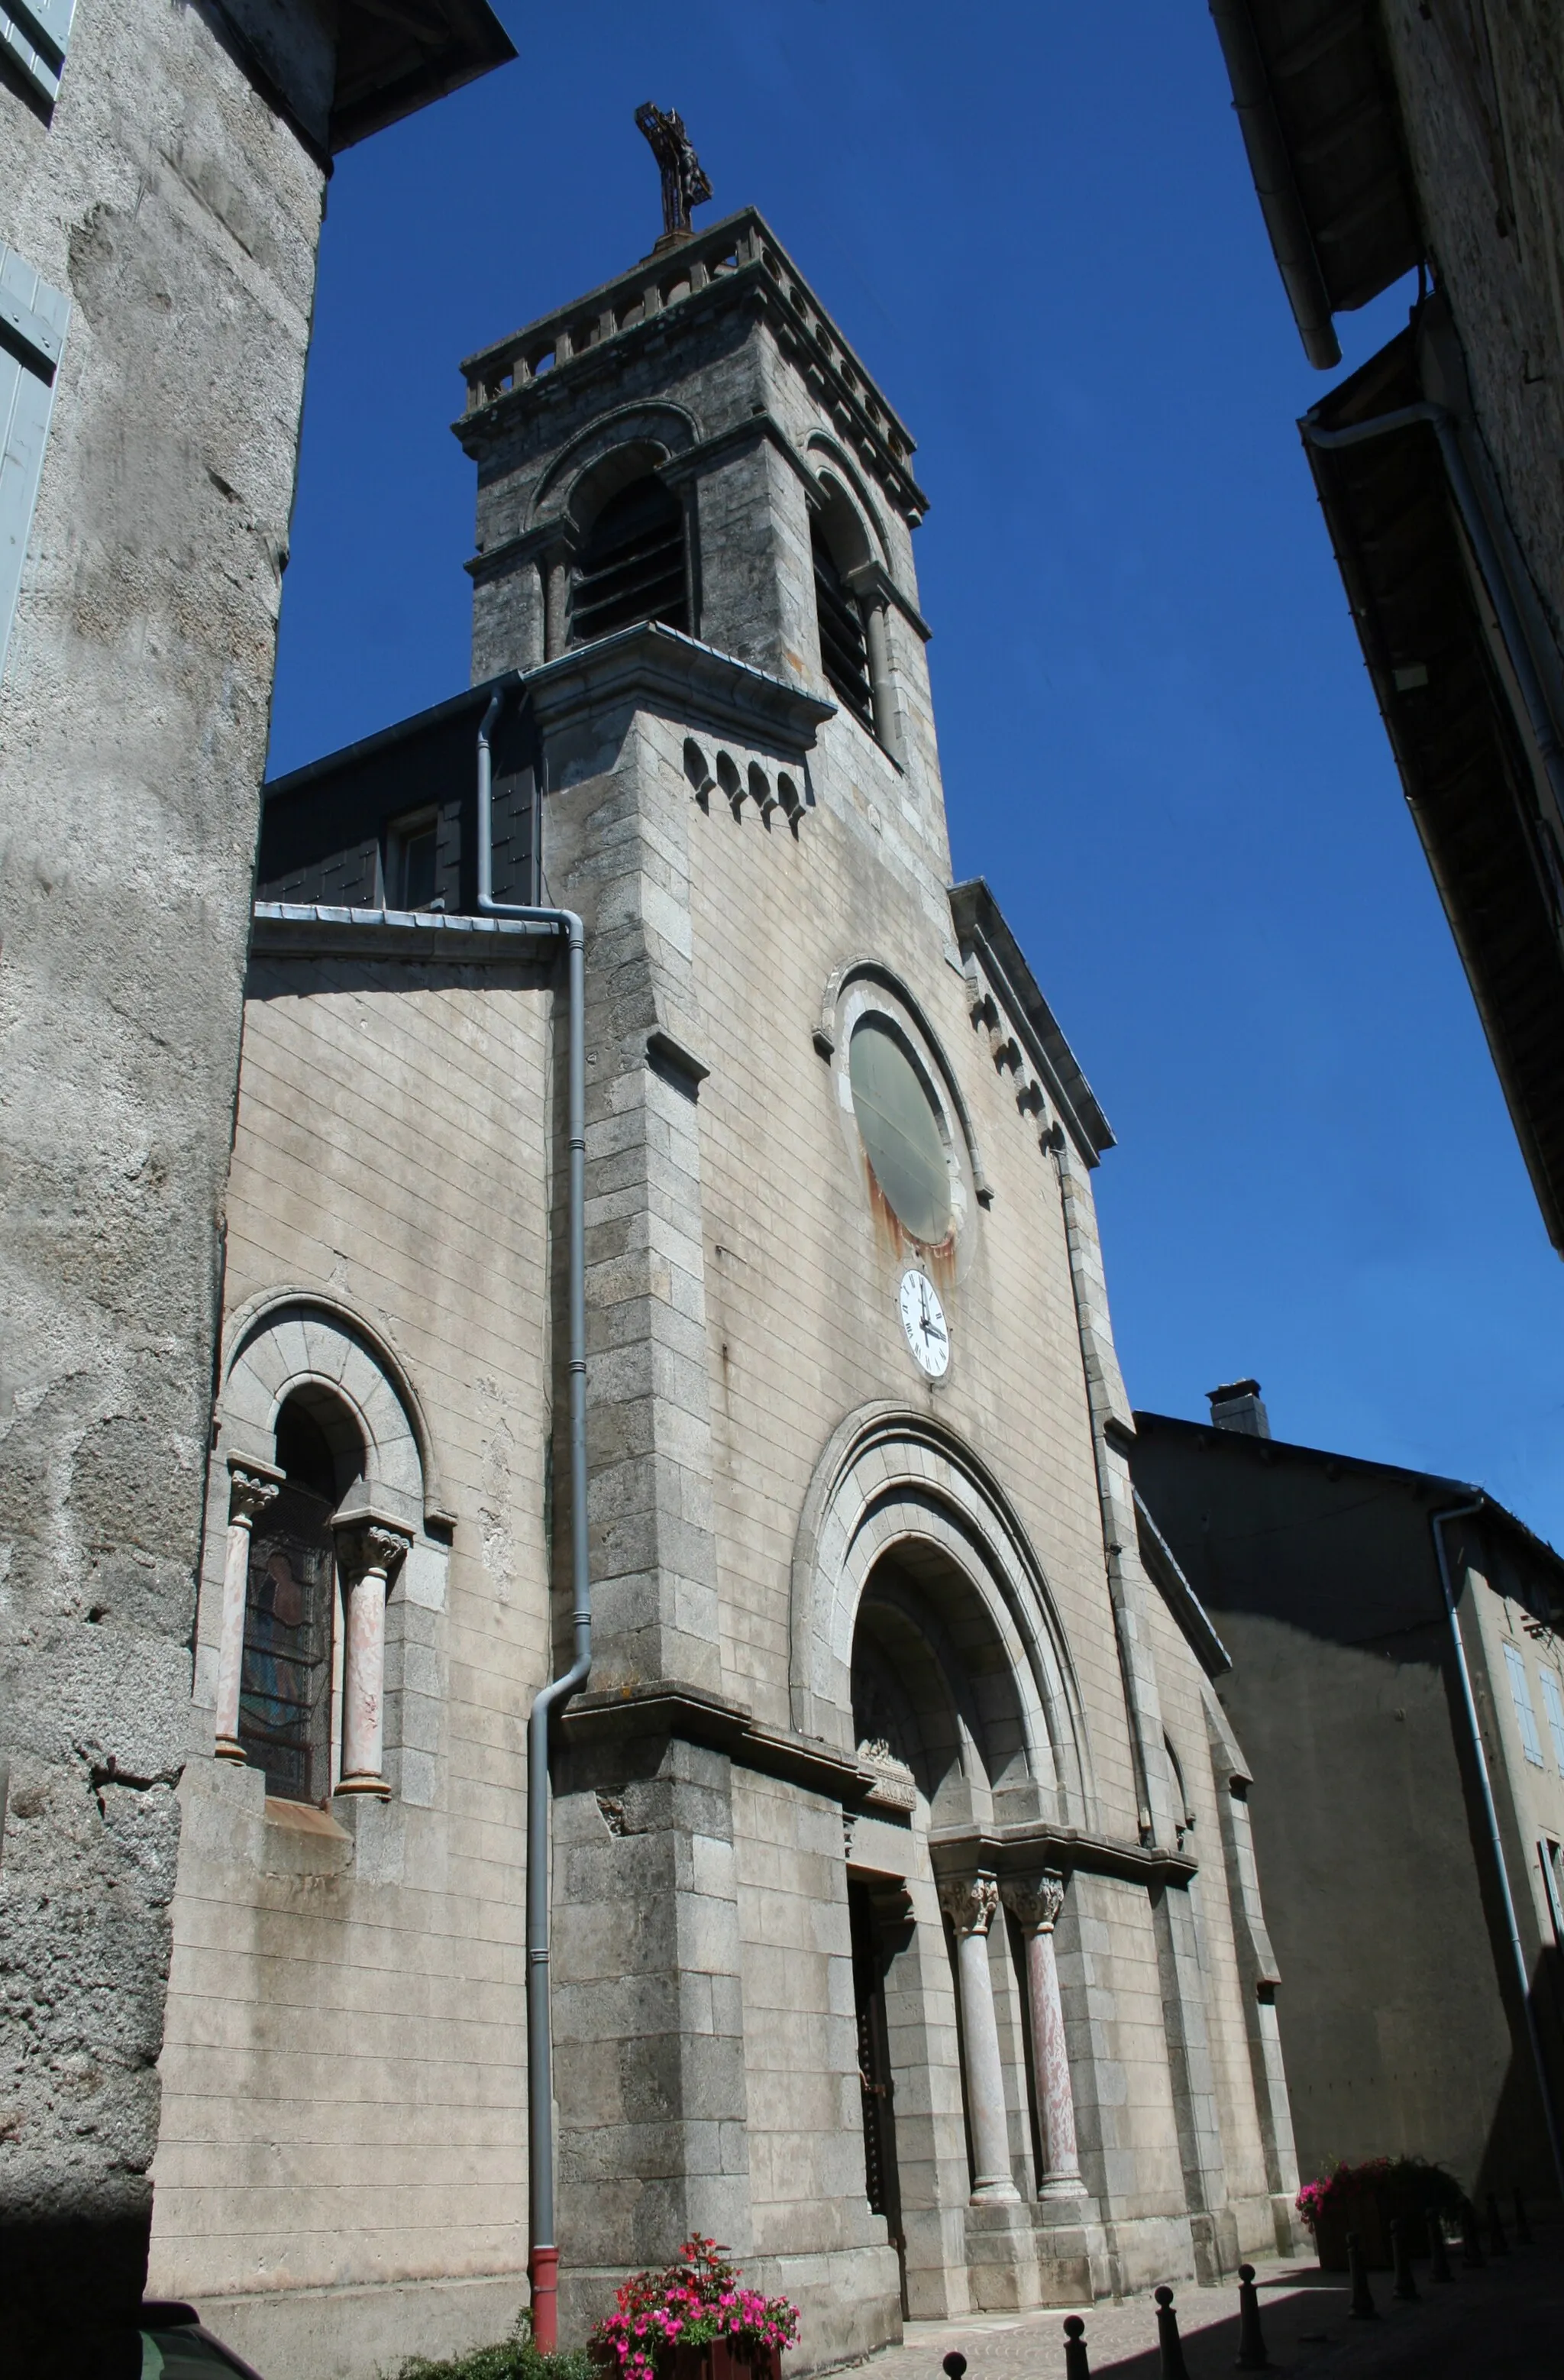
334;1522;409;1796
213;1462;280;1761
939;1874;1020;2203
1003;1872;1084;2199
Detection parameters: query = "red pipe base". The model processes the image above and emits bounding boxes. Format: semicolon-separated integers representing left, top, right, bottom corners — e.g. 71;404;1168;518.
530;2246;561;2353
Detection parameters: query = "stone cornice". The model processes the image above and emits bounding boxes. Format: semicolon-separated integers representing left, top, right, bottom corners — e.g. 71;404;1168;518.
524;620;835;755
561;1681;883;1807
1133;1486;1232;1680
949;878;1114;1167
454;208;929;524
928;1819;1198;1891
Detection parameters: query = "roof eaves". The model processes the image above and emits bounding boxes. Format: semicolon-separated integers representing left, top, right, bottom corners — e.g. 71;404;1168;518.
328;0;515;151
1207;0;1421;354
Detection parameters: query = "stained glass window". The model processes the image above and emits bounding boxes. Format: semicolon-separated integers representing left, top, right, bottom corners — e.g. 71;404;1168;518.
239;1399;341;1803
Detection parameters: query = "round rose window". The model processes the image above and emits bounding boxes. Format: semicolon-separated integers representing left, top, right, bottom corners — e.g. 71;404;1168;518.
848;1017;952;1246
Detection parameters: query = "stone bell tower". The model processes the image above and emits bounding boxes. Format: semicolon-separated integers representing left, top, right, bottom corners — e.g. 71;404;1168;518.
449;208;962;2354
455;205;941;853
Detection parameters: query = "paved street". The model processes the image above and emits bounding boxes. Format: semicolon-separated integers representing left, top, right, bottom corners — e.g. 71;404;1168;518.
847;2239;1564;2380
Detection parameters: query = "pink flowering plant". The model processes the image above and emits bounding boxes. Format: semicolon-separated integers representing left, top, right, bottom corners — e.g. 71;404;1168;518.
589;2237;800;2380
1296;2156;1463;2232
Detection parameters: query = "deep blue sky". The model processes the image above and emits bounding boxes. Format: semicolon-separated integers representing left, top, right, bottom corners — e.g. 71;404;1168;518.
268;4;1564;1543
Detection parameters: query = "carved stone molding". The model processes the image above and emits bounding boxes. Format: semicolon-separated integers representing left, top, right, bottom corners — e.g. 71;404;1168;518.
938;1873;999;1938
1001;1871;1068;1936
227;1465;282;1528
334;1521;411;1584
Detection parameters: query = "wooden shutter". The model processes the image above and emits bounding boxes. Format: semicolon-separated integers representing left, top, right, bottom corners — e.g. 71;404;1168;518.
0;244;68;687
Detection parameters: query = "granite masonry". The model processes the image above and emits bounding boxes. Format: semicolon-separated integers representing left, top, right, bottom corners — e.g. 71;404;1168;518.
0;0;509;2355
142;209;1302;2379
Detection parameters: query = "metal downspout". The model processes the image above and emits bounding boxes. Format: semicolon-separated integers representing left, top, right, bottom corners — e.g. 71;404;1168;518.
1430;1500;1564;2196
477;687;591;2349
1302;403;1564;823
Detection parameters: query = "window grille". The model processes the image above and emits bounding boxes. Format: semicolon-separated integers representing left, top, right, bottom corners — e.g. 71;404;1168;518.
812;520;872;724
571;474;687;644
1503;1641;1546;1767
1540;1666;1564;1772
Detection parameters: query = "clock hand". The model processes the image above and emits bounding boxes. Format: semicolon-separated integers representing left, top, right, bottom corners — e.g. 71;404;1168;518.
916;1280;945;1340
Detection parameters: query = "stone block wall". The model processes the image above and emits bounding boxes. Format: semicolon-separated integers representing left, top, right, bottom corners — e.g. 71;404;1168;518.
0;0;331;2325
144;956;554;2378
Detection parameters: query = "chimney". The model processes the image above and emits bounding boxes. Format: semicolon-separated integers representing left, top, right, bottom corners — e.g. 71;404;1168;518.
1207;1379;1270;1437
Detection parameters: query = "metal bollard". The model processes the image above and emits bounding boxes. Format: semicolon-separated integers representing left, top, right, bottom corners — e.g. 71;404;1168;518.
1514;2186;1533;2246
1063;2314;1090;2380
1234;2262;1270;2371
1486;2191;1511;2257
1460;2200;1486;2268
1428;2218;1454;2283
1389;2219;1417;2302
942;2359;968;2380
1155;2285;1191;2380
1346;2230;1378;2320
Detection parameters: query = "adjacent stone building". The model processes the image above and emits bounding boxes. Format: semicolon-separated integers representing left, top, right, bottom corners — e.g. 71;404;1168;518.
1207;0;1564;1250
1133;1382;1564;2211
141;208;1303;2378
0;0;509;2356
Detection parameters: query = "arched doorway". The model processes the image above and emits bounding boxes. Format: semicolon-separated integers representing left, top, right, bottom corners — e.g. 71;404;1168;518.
792;1408;1099;2314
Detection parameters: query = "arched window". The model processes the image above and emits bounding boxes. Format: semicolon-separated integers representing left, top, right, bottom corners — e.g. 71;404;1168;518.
239;1392;362;1803
811;516;873;725
571;473;688;644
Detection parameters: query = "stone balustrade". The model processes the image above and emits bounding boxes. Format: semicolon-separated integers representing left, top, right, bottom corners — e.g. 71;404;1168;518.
459;206;918;487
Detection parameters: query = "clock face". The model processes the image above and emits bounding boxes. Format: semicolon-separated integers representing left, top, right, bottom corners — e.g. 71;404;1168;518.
900;1269;950;1378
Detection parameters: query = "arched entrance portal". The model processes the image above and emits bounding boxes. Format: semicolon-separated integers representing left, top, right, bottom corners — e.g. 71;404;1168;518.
793;1412;1102;2315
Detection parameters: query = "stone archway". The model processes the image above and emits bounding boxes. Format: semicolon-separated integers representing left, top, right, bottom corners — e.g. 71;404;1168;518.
790;1404;1095;1827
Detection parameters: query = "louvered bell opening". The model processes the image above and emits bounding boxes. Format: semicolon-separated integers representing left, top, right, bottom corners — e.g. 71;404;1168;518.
812;524;872;724
571;476;689;644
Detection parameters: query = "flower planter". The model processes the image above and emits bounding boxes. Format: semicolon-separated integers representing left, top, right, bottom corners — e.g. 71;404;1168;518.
671;2348;780;2380
591;2238;798;2380
1311;2197;1390;2272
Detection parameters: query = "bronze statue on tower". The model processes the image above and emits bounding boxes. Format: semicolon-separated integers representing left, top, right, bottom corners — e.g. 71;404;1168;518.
635;102;713;249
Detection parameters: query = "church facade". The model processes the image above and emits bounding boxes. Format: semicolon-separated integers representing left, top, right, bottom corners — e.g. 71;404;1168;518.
143;205;1299;2379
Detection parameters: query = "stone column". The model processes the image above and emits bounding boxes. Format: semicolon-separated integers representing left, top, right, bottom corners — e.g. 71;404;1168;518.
846;561;899;758
1001;1874;1084;2200
334;1521;409;1796
939;1874;1020;2203
213;1460;281;1761
864;595;896;752
542;538;574;660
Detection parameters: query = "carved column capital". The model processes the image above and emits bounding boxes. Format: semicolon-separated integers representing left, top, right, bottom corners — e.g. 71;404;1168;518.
1001;1871;1068;1936
335;1521;411;1584
226;1465;280;1528
938;1873;1000;1937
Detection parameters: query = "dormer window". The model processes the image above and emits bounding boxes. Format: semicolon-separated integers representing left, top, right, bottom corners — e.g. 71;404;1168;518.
572;474;689;644
386;809;441;910
811;517;873;726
